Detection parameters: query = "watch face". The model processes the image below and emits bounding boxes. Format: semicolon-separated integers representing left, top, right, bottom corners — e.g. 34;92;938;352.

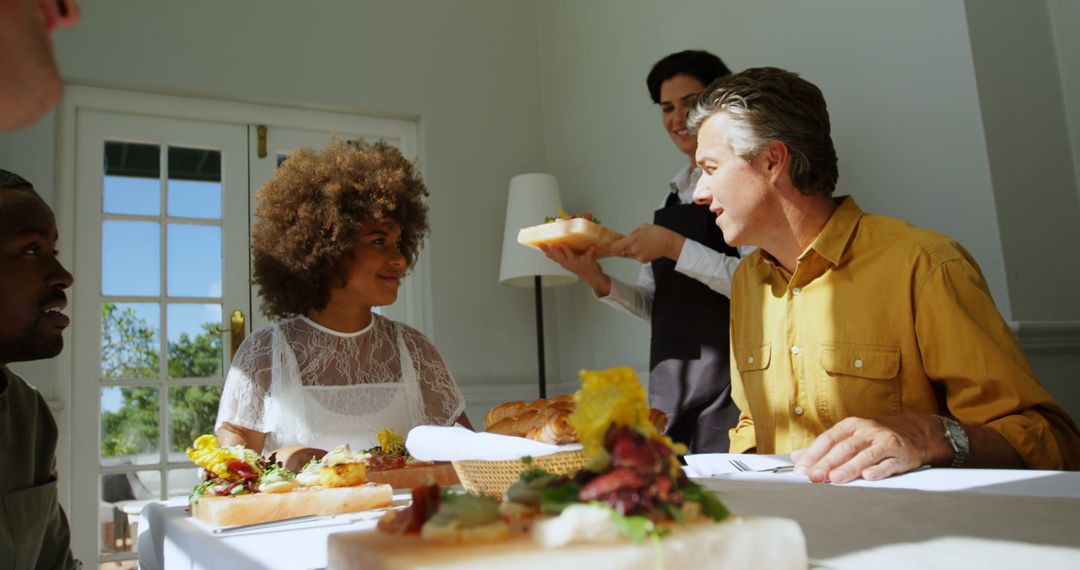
952;422;969;447
938;416;969;467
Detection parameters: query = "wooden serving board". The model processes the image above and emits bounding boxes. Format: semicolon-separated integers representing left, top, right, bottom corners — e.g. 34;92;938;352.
191;483;393;527
365;462;460;490
327;516;806;570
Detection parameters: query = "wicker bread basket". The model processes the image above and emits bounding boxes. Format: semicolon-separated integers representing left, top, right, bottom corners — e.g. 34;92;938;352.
451;449;587;497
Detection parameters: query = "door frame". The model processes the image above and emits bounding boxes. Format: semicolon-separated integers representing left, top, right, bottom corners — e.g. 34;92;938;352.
54;85;426;563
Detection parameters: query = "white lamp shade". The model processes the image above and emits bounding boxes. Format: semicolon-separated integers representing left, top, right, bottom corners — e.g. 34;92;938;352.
498;173;579;288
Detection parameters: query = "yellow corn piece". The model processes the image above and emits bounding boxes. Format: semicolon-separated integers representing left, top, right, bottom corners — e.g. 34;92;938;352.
570;367;651;458
377;428;406;456
569;367;685;477
185;434;241;481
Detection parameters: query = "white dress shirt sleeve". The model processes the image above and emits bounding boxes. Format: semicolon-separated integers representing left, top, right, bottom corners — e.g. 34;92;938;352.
674;241;755;299
596;262;655;320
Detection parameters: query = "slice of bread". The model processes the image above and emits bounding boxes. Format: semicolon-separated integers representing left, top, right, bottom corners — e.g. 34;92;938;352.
517;218;623;254
191;482;393;527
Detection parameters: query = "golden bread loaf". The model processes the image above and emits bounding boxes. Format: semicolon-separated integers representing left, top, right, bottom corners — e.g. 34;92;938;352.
484;400;527;428
191;483;393;527
484;396;667;444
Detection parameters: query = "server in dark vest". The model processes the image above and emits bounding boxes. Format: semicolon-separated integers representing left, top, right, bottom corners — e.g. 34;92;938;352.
541;51;753;453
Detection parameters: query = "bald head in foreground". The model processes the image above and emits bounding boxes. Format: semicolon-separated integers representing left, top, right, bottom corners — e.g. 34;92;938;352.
0;0;81;130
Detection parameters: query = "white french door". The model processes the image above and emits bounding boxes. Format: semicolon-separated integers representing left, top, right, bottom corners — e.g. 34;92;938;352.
69;110;249;566
59;87;421;567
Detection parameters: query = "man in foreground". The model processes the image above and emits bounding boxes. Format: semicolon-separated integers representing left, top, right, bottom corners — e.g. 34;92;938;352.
688;67;1080;482
0;169;77;568
0;0;81;130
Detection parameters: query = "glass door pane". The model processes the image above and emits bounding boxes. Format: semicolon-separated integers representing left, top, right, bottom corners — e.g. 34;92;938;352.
166;304;222;379
100;303;160;380
72;109;249;566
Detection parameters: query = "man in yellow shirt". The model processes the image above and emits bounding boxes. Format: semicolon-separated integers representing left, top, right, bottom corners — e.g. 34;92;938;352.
688;67;1080;483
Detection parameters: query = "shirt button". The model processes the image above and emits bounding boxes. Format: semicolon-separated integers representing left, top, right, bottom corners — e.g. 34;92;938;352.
854;359;864;369
792;287;801;296
791;345;801;355
747;355;755;364
794;406;804;415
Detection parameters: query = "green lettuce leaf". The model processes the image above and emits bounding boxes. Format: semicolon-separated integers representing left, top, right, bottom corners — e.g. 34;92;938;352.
539;480;582;514
682;481;729;522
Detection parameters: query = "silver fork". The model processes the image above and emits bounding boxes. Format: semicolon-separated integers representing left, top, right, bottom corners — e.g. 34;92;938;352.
729;458;796;473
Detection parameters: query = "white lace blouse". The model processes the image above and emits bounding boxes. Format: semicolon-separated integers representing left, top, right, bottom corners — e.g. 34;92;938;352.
214;314;466;451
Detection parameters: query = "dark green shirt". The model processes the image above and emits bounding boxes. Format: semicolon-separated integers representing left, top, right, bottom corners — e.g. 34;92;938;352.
0;367;76;570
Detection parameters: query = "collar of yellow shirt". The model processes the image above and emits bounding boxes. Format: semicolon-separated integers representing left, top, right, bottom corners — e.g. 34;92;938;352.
758;195;861;280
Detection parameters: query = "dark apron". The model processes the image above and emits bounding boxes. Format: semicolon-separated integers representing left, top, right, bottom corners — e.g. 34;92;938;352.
649;193;740;453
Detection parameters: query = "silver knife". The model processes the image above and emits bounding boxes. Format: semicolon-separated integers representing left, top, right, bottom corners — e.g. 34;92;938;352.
211;514;338;534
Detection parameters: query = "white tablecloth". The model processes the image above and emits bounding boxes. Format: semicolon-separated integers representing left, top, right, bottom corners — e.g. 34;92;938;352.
138;495;407;570
140;470;1080;569
695;472;1080;569
686;454;1080;498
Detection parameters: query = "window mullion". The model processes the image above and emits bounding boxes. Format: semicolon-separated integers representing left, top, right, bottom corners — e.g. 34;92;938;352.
158;144;169;496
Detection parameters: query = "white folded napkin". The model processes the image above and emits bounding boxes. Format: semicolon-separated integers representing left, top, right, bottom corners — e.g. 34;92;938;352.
684;453;795;477
406;425;583;462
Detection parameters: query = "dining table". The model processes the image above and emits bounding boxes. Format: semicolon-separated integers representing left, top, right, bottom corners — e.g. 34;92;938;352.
138;465;1080;569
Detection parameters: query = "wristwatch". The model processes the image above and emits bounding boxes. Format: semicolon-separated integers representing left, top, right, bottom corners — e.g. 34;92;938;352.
936;415;969;467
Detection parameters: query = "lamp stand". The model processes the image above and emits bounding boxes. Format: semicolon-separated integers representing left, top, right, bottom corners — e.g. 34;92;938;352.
533;275;547;398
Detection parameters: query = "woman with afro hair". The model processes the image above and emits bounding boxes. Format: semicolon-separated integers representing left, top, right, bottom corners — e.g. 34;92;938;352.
214;139;469;454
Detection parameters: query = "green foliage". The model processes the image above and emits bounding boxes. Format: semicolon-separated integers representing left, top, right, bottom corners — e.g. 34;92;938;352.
100;386;160;457
682;481;729;522
168;323;223;379
609;511;667;544
429;493;503;528
167;385;223;453
100;303;224;458
663;502;685;523
100;303;159;379
538;480;582;514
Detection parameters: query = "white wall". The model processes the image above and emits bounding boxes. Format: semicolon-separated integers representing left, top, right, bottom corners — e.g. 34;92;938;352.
964;0;1080;419
965;0;1080;322
0;1;557;540
1034;0;1080;421
1048;0;1080;198
535;0;1014;382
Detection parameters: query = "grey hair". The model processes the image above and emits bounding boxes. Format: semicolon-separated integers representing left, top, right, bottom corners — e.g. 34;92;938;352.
687;67;839;196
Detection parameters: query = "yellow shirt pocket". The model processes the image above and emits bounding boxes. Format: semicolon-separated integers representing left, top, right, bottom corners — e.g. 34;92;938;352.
818;342;901;424
734;342;774;426
735;342;771;372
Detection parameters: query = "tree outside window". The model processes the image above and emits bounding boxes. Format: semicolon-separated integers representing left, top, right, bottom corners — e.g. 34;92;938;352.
100;302;223;457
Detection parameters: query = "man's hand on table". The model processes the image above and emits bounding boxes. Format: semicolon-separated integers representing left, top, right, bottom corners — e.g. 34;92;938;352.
791;414;953;484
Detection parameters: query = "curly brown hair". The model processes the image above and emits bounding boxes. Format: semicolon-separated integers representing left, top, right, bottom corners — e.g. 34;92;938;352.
252;139;429;319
